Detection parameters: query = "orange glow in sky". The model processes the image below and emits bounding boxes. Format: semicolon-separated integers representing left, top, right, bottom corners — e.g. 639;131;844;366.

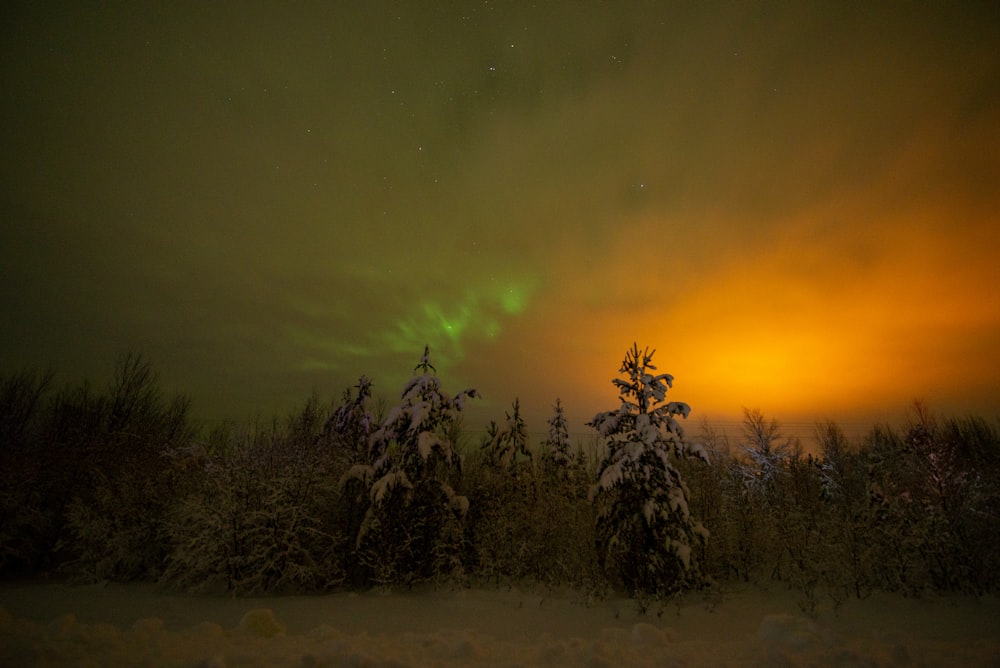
460;190;999;432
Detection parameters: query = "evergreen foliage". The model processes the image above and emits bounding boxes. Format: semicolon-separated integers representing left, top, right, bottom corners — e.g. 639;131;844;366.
481;398;531;469
343;346;478;587
464;398;595;590
1;350;998;604
321;377;377;587
541;398;574;479
588;343;709;600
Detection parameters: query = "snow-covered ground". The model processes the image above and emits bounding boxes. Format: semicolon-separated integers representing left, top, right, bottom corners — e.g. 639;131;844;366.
1;580;998;667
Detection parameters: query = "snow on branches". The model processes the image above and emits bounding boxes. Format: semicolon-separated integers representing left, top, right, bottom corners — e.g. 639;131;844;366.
588;343;709;598
348;345;478;586
591;344;707;490
367;345;479;484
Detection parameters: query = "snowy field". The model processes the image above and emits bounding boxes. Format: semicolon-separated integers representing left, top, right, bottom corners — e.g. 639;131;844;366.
1;581;998;667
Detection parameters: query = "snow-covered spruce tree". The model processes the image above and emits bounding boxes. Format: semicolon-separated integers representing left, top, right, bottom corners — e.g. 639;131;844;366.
318;376;375;473
320;377;377;586
588;343;709;600
343;346;478;587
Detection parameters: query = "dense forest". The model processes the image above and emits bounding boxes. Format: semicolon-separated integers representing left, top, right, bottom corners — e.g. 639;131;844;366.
1;349;997;616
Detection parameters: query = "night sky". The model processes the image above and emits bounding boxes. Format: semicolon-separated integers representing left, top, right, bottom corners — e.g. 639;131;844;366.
2;2;998;435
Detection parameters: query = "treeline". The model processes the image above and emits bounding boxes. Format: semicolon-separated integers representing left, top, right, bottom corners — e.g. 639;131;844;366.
0;352;598;594
1;352;997;610
682;406;1000;611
